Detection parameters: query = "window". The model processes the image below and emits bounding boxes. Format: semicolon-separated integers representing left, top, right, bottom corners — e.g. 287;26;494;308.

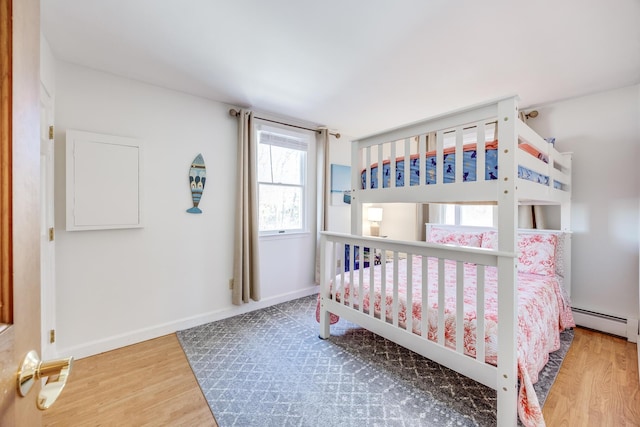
256;124;311;235
439;204;495;227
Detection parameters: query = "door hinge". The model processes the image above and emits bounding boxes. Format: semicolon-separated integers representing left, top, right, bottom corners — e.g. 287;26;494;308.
48;227;55;241
49;329;56;344
49;125;54;140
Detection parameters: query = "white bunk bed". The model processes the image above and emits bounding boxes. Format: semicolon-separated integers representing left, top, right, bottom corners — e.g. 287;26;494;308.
317;96;573;427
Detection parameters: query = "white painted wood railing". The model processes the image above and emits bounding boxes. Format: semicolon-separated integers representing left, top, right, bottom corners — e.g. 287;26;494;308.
318;232;517;400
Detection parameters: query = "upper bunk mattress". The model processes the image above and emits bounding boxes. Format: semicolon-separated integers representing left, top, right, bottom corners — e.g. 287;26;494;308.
363;141;562;189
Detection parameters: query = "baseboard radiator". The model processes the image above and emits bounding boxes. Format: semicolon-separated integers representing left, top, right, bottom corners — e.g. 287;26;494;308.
572;307;638;343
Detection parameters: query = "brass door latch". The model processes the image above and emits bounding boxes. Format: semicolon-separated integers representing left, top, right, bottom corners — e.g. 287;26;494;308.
17;350;73;410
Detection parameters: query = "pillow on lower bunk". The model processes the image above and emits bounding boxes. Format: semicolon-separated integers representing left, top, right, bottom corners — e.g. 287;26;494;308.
517;233;557;276
480;230;498;250
427;226;483;247
481;231;558;277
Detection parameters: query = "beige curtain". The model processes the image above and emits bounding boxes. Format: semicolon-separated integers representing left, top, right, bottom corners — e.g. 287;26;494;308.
314;129;330;284
232;109;260;304
518;206;534;228
518;205;546;229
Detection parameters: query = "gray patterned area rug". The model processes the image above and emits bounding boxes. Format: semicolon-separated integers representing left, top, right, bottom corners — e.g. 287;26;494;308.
177;295;573;427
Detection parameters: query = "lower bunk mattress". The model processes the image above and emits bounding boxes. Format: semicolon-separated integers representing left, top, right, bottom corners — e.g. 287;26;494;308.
316;256;575;426
362;141;563;189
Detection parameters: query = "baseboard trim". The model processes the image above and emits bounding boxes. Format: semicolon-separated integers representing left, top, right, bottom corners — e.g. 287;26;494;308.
627;318;639;343
572;307;630;339
56;285;319;360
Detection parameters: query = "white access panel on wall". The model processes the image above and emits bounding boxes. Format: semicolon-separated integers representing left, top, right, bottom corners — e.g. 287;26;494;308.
66;130;143;231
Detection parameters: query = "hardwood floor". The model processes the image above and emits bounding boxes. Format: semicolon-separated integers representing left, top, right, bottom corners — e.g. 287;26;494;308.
43;327;638;426
543;327;640;426
42;334;217;427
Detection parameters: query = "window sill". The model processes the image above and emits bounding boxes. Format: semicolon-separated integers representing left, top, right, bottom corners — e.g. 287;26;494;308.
260;231;312;241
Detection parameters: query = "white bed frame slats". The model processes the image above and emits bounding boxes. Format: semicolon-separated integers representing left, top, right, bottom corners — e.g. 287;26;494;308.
319;96;573;426
319;233;512;391
353;104;571;207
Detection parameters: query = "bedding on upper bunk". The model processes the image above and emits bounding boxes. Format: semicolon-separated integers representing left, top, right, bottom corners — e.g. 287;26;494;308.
363;140;563;190
316;255;574;427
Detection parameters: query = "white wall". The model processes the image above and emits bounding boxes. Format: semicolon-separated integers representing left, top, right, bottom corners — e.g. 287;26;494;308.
528;85;640;324
40;34;55;97
53;61;318;358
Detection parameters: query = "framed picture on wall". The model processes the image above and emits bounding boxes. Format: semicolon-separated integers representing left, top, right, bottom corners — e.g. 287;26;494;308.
330;164;351;205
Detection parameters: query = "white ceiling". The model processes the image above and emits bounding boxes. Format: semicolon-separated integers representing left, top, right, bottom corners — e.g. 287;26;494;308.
41;0;640;138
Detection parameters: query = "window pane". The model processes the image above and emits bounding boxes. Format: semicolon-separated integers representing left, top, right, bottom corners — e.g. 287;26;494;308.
257;143;273;183
443;204;455;224
270;145;304;185
259;184;303;231
460;205;494;226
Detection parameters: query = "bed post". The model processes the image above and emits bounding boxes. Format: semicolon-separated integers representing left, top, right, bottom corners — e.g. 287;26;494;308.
351;138;362;236
496;97;519;426
318;233;331;339
561;152;572;298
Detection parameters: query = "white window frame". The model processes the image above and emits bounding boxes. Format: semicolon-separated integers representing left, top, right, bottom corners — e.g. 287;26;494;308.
255;122;313;236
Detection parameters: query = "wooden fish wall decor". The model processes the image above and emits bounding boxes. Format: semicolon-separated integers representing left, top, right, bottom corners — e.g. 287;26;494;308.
187;153;206;214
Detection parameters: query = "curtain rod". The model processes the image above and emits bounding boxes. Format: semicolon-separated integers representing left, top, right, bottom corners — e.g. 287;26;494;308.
229;108;340;139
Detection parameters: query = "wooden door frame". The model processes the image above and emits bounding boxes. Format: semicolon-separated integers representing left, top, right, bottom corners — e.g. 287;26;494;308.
0;0;12;327
0;0;43;424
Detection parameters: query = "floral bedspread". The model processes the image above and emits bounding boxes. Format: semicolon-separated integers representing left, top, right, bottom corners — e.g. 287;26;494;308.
316;256;575;427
